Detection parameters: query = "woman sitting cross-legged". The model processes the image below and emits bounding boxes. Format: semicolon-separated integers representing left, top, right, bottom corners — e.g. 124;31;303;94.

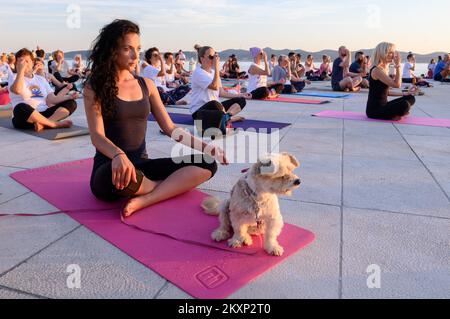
366;42;418;121
84;20;227;217
190;45;252;137
247;47;283;100
8;48;77;132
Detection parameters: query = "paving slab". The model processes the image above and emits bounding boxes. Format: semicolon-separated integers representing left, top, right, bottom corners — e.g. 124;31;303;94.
343;155;450;218
0;214;79;275
0;226;167;299
341;207;450;299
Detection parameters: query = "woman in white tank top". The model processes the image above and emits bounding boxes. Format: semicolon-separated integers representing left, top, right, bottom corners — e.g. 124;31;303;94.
247;47;284;100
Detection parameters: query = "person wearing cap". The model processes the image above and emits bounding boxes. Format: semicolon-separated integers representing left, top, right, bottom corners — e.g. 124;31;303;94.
247;47;283;99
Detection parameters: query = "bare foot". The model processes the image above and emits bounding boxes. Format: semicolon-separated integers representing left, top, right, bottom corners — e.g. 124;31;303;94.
122;194;151;218
230;116;245;123
351;86;361;92
55;120;73;129
175;100;188;105
34;122;44;132
122;179;161;218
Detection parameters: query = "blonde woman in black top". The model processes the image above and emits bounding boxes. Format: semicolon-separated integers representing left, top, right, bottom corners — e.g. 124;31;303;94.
366;42;417;120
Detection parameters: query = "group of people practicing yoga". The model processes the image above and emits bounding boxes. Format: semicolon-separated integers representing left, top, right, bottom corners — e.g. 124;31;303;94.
2;19;447;216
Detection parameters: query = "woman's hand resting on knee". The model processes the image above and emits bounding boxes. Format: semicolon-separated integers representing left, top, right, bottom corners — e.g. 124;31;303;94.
111;153;137;190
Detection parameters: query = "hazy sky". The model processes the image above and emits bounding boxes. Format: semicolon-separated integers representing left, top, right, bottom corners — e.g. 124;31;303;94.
1;0;448;54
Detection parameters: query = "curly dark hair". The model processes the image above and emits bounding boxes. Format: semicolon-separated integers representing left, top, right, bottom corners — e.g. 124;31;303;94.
85;19;140;119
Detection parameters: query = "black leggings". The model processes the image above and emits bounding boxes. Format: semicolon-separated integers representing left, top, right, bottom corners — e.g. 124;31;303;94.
90;154;218;202
434;72;450;82
402;78;431;87
367;95;416;120
192;97;246;134
12;100;77;129
292;81;306;92
53;72;80;91
223;71;247;79
158;85;191;105
250;84;284;100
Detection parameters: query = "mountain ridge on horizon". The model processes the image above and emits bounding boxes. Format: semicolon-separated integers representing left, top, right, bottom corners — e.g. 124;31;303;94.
63;47;447;64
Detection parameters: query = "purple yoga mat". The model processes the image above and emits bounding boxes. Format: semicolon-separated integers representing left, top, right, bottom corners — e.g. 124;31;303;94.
313;110;450;128
149;113;291;133
10;159;315;299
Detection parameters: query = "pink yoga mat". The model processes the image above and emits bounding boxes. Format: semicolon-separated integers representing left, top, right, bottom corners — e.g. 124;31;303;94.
0;91;10;106
313;110;450;128
10;159;315;299
263;97;329;105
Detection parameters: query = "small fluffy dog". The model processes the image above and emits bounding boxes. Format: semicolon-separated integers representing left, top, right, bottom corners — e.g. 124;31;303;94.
202;153;301;256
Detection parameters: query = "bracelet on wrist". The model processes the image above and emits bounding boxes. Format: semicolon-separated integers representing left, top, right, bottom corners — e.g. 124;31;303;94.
113;152;125;160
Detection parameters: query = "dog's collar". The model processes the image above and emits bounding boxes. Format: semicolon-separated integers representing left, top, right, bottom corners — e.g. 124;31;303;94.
241;176;264;226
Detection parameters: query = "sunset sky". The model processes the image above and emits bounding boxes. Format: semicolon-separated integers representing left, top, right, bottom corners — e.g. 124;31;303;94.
1;0;448;54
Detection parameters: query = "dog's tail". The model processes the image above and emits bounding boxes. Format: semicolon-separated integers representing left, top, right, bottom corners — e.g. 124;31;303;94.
201;197;221;216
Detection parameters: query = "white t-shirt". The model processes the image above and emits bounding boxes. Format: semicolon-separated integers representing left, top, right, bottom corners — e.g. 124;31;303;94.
72;60;84;71
0;63;12;83
189;67;221;114
305;63;314;72
51;60;70;77
165;64;175;83
8;73;54;112
247;63;267;93
428;63;436;73
402;62;414;79
141;64;165;88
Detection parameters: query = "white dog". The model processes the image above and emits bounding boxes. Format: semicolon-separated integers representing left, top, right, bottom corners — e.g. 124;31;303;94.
201;153;301;256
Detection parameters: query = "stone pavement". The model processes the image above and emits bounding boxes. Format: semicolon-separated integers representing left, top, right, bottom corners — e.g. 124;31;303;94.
0;81;449;299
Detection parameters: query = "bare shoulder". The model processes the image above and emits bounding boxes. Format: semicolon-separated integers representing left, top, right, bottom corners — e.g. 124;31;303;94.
142;77;156;96
371;66;383;80
83;84;95;100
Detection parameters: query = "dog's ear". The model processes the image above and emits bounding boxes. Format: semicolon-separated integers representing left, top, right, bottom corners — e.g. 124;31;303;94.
282;152;300;168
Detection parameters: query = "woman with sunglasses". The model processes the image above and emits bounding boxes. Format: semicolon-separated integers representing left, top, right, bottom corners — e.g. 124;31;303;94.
190;45;251;136
84;20;227;217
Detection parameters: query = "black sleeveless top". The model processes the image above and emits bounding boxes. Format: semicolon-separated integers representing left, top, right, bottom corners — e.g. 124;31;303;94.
366;66;389;117
94;76;151;166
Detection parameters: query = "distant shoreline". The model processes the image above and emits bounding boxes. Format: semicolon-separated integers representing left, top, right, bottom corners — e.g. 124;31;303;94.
60;48;447;64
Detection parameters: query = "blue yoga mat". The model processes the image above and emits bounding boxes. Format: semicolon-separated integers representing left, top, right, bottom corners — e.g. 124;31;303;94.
293;91;351;98
148;113;291;133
